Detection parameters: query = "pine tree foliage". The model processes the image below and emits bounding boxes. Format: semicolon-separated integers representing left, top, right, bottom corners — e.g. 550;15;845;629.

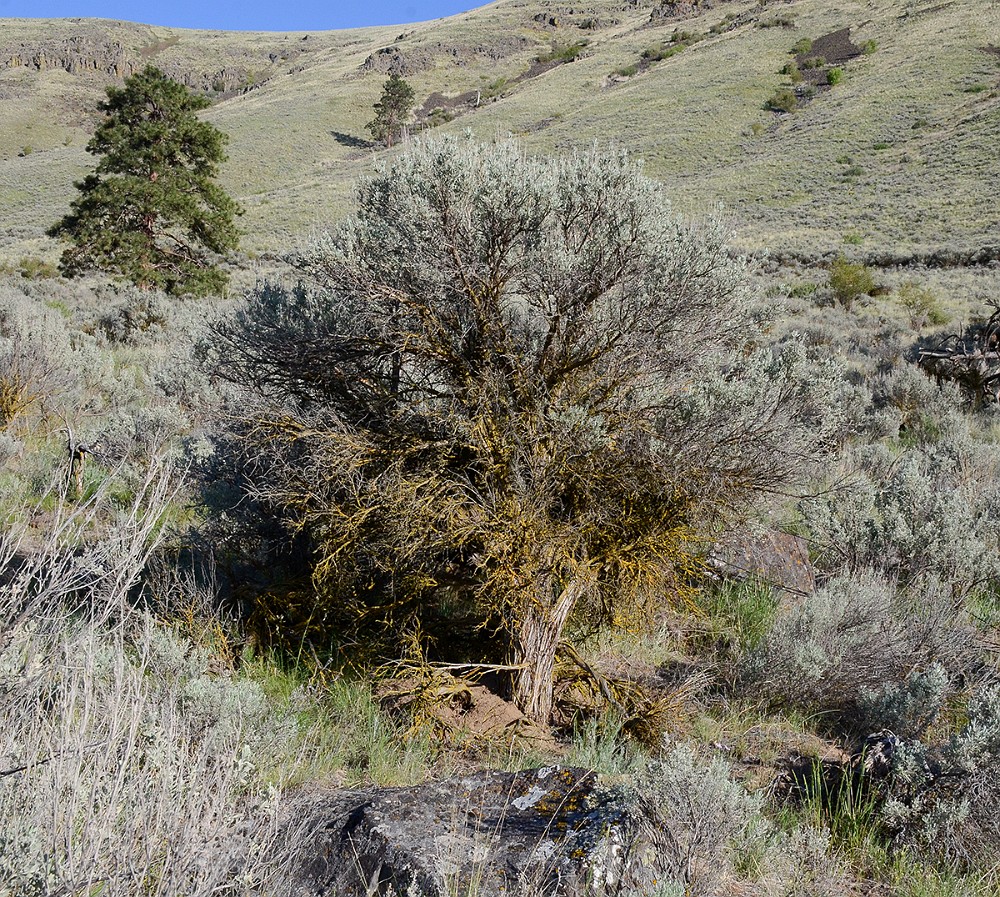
214;137;835;722
48;66;240;297
367;73;416;147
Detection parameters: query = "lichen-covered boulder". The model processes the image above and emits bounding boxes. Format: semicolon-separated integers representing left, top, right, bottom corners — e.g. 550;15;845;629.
285;767;673;897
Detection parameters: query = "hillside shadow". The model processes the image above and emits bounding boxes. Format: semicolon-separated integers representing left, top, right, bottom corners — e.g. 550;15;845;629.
331;130;372;149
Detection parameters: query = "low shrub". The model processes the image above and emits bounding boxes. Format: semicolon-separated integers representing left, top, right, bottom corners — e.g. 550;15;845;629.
828;255;876;309
827;67;845;85
883;683;1000;869
0;256;59;280
537;40;588;64
94;287;169;345
0;334;52;427
857;663;949;739
766;88;798;113
781;60;803;83
897;280;949;330
802;421;1000;587
742;572;979;725
638;744;849;896
792;38;813;55
788;281;819;299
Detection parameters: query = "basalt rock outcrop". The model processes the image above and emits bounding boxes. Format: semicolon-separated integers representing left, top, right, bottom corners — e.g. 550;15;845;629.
285;767;675;897
0;31;306;97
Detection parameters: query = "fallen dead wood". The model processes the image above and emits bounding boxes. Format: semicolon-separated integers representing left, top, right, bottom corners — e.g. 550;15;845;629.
918;305;1000;405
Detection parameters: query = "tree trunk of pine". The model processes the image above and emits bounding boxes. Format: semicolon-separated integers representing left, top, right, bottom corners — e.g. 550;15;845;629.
512;580;581;724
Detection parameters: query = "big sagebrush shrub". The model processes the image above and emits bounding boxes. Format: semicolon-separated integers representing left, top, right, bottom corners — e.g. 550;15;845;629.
637;744;849;896
212;137;836;723
883;683;1000;869
800;432;1000;591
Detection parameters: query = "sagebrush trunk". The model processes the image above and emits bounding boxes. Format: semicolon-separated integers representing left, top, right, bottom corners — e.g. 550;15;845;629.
512;581;581;723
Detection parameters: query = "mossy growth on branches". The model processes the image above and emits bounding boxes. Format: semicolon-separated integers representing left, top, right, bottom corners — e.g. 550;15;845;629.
48;66;241;297
213;137;832;723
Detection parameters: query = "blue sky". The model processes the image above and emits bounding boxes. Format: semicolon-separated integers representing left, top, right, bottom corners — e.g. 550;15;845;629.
0;0;481;31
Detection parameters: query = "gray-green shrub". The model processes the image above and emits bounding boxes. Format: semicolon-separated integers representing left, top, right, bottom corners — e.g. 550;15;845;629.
883;683;1000;869
743;572;978;720
638;743;848;895
211;136;836;724
800;433;1000;590
766;88;798;112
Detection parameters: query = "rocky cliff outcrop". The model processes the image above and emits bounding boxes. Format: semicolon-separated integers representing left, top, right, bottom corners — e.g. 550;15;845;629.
2;36;135;79
0;31;305;97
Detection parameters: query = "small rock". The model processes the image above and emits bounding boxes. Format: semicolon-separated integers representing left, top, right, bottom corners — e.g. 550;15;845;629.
709;528;815;597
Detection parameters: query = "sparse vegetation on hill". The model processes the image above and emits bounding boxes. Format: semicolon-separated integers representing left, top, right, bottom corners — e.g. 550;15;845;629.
1;0;998;260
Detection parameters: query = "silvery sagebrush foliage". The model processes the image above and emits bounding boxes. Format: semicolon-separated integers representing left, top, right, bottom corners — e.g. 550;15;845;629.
646;743;772;893
93;284;168;346
210;135;846;721
743;572;978;718
857;662;950;740
0;273;213;494
801;422;1000;590
639;743;848;897
0;280;81;422
882;683;1000;869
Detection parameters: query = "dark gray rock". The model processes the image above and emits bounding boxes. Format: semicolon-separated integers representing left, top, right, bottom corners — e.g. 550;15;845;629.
286;767;674;897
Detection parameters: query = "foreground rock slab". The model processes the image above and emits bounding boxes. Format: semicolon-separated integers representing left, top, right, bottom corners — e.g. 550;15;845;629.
287;767;672;897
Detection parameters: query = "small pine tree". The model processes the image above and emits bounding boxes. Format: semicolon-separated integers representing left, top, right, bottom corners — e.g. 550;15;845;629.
367;73;416;148
48;66;241;297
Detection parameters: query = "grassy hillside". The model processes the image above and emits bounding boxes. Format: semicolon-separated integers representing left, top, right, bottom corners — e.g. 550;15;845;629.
1;0;998;261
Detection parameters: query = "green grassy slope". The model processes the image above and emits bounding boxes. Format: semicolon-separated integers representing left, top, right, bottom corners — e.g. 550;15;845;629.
0;0;997;260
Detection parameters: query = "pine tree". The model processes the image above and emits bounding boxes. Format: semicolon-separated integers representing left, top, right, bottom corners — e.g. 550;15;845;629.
367;73;416;148
48;66;241;297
